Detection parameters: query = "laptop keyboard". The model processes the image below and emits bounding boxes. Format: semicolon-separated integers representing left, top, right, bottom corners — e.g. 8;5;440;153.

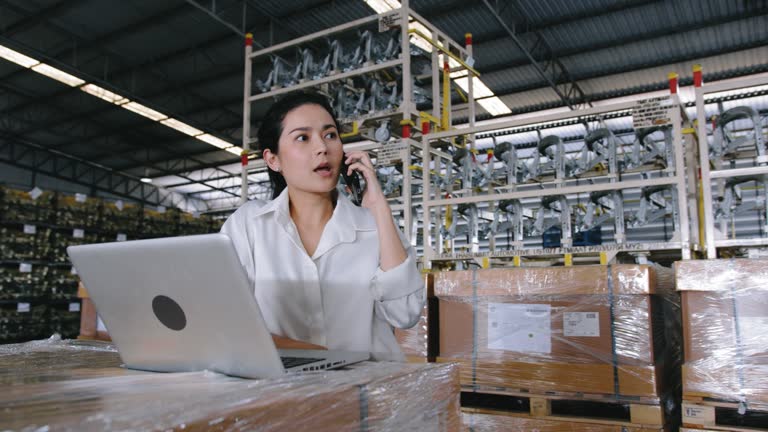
281;356;325;369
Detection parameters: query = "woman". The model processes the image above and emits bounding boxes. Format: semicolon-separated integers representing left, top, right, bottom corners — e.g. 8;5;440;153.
221;92;424;361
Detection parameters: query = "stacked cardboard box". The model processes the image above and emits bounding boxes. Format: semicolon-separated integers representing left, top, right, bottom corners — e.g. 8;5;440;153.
0;338;461;431
436;264;680;399
676;259;768;409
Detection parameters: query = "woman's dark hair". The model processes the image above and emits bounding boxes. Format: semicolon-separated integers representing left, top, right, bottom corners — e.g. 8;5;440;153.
257;91;340;198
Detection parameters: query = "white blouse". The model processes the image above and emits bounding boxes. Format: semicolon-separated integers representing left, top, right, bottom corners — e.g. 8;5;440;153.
221;189;425;361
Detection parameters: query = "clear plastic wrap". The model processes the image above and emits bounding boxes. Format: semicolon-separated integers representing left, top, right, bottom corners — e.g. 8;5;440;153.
435;264;682;403
395;273;436;361
0;338;461;431
676;259;768;411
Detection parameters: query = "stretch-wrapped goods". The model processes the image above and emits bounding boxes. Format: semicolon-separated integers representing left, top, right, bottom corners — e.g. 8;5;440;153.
0;337;461;431
676;259;768;410
436;264;681;402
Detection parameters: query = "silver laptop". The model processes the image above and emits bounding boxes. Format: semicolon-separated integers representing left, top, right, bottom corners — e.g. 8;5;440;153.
67;233;368;379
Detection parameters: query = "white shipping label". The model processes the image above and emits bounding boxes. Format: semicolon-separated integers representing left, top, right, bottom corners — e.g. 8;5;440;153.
115;200;124;211
17;303;30;313
23;224;36;234
116;233;127;242
73;229;85;238
28;187;42;200
69;302;81;312
97;316;108;332
487;303;551;353
19;263;32;273
70;266;77;275
682;403;715;425
564;312;600;337
75;193;87;203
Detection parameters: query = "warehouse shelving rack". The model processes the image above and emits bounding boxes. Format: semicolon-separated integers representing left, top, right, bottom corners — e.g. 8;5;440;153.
419;75;702;267
693;66;768;258
240;0;478;242
0;184;222;343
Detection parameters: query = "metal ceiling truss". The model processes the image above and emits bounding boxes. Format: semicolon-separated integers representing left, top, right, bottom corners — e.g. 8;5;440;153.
0;91;241;200
0;135;207;211
475;8;768;77
0;2;241;126
482;0;591;111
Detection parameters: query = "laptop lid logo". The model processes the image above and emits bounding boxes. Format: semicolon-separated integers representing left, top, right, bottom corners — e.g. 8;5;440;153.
152;295;187;331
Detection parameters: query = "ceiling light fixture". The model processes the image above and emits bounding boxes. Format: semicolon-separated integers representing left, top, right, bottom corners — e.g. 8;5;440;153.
0;43;246;155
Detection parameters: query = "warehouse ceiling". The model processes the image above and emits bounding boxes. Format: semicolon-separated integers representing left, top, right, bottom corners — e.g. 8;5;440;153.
1;0;767;210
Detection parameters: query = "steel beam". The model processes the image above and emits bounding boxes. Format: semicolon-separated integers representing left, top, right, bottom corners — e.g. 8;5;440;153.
0;135;207;211
481;0;590;110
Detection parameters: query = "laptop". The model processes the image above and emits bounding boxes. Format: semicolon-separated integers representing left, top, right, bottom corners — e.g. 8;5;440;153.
67;233;369;379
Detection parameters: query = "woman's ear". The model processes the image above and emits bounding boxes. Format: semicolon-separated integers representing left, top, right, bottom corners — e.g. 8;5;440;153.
263;149;280;172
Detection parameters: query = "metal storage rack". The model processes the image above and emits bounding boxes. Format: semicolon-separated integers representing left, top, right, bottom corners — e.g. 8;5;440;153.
419;75;702;267
693;65;768;258
240;0;478;242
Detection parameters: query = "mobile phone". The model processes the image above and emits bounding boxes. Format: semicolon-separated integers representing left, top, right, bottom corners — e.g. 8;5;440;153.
341;160;363;206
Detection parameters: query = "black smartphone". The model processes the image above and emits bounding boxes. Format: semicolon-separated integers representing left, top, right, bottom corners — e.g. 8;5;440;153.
341;160;363;206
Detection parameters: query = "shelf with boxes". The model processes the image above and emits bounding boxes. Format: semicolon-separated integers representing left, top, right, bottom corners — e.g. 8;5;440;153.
0;185;223;343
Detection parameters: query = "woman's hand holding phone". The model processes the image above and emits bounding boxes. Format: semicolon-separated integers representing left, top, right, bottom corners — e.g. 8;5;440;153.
343;151;389;212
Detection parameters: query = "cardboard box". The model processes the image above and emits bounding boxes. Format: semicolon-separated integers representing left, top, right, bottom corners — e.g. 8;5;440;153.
395;273;437;361
0;339;461;431
436;265;679;399
676;259;768;407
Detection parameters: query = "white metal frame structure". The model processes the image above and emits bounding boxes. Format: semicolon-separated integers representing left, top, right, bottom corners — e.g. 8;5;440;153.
241;0;477;243
420;78;701;266
694;66;768;258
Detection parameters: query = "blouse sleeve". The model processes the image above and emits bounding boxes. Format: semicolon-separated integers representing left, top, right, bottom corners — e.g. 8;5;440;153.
369;229;425;329
220;204;258;289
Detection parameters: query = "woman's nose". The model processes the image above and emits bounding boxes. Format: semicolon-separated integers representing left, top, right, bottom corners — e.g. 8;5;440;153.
314;135;328;154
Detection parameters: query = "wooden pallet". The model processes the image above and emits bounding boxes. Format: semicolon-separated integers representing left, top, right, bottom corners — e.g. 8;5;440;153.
463;408;671;432
460;388;667;428
682;398;768;432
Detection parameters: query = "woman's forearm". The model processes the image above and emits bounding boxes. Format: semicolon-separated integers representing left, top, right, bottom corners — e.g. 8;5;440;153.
371;204;408;271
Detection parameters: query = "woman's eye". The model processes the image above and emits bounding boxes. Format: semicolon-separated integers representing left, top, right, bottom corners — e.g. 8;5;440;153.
325;131;338;140
296;135;308;142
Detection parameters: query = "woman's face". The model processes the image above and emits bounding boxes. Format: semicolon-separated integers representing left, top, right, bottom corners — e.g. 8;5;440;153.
270;103;343;195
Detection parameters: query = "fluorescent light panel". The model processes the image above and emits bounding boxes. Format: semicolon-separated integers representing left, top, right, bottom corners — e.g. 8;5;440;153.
0;45;38;68
0;43;241;156
30;63;85;87
123;102;168;121
81;84;130;105
454;76;494;98
477;96;512;116
160;118;204;137
363;0;401;13
198;134;233;149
